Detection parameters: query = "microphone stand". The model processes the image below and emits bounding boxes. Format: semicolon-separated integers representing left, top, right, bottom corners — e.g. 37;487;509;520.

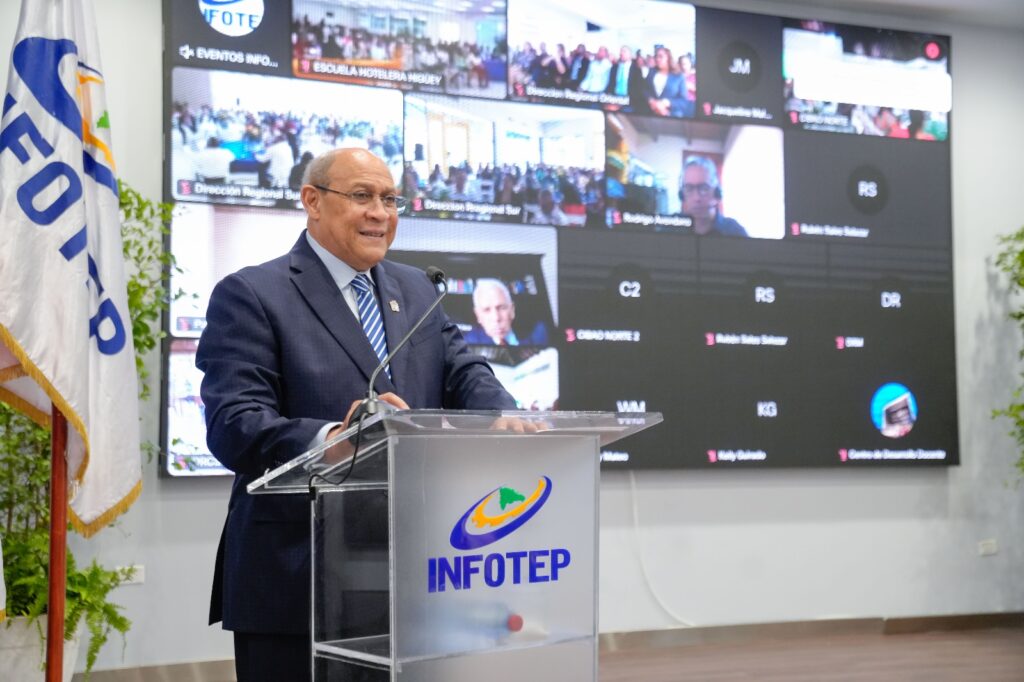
319;268;448;491
349;267;448;424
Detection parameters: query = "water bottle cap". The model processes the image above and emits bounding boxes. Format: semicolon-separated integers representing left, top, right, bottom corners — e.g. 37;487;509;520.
507;614;523;632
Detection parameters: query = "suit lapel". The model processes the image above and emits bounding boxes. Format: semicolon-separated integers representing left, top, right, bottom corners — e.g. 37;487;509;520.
288;235;391;392
372;261;412;396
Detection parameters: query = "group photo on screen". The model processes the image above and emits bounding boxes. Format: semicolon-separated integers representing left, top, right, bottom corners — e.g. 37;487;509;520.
402;95;605;226
782;19;950;140
292;0;508;99
605;115;785;238
508;0;696;117
169;68;403;207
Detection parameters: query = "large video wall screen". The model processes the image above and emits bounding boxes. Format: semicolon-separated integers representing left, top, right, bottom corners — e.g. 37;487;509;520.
163;0;957;475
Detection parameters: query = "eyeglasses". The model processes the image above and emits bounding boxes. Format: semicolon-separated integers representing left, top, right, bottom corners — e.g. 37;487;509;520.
682;183;715;197
313;185;408;212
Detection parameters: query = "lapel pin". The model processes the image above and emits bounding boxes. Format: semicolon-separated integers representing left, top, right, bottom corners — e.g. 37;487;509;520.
389;300;400;312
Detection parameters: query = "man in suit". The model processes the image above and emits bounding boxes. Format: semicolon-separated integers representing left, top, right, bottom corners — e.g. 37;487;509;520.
606;45;647;114
197;148;518;681
463;278;549;347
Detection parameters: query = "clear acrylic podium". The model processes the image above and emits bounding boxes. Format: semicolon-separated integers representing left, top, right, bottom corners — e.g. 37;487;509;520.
248;410;661;681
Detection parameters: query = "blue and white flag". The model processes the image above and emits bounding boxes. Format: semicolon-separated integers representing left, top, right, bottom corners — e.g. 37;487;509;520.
0;0;141;538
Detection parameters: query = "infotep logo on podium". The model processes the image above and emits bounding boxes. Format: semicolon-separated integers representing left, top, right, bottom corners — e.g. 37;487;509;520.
427;477;572;593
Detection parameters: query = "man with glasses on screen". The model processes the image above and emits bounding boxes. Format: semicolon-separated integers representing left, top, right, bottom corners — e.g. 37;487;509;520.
679;155;749;237
196;148;518;681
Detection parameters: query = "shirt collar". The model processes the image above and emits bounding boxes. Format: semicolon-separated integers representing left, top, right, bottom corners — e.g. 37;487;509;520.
305;230;375;290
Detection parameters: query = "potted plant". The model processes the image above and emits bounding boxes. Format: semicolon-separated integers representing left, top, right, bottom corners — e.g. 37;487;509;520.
1;181;178;677
993;225;1024;474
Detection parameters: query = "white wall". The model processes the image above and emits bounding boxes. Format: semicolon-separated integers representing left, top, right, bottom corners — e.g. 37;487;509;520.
1;0;1022;673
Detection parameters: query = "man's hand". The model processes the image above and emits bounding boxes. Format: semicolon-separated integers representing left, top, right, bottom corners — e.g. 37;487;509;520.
322;392;411;464
490;415;545;433
335;392;411;434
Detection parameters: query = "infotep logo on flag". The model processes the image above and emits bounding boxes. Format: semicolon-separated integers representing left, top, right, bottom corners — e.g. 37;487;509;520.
0;0;141;536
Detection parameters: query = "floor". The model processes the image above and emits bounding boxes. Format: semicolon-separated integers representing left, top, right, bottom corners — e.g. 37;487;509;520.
599;627;1024;681
71;627;1024;681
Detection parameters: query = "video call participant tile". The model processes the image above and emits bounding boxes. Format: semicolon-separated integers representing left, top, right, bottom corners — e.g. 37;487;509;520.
811;356;958;466
508;0;696;118
693;7;784;124
605;115;785;239
169;68;404;209
685;357;830;468
292;0;508;99
390;220;560;412
168;0;292;76
784;130;951;247
782;18;950;141
403;95;605;226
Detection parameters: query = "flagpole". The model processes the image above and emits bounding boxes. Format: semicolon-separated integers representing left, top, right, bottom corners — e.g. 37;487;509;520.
46;404;68;682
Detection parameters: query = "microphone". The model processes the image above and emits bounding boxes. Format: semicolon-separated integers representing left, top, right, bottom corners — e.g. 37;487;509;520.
349;266;448;423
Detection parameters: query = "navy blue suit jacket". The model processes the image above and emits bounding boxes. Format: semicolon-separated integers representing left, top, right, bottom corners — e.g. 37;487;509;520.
644;71;693;118
197;232;516;634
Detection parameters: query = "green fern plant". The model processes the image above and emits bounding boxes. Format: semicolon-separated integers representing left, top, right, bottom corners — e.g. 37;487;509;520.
993;225;1024;474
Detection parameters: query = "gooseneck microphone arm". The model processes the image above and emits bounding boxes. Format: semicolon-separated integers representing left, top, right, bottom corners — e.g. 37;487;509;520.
358;266;448;416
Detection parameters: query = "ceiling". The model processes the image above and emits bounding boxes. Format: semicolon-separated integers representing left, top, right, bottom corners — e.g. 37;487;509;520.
751;0;1024;30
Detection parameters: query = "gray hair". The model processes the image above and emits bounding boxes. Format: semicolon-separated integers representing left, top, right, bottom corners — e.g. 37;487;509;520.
472;278;512;308
682;155;720;191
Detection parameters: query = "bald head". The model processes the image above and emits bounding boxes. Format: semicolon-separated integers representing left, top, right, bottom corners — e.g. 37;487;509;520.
302;148;388;188
300;148;399;271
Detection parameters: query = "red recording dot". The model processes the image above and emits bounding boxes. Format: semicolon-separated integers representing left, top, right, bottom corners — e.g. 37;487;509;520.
924;42;941;60
507;614;524;632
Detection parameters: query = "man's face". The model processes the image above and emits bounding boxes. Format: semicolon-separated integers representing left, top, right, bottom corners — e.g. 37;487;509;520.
539;189;555;213
301;149;398;271
474;286;515;341
681;165;718;219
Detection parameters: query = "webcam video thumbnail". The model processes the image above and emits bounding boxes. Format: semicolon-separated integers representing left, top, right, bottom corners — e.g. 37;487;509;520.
168;204;307;339
390;222;559;411
508;0;696;117
403;95;605;226
783;19;950;141
292;0;508;99
605;116;784;238
169;67;403;208
167;338;227;476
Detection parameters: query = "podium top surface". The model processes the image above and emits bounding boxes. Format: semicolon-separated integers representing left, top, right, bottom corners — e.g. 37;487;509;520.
247;410;661;495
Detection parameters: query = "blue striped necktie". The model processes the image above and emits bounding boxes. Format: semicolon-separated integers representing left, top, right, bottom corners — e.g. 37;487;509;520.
350;273;390;378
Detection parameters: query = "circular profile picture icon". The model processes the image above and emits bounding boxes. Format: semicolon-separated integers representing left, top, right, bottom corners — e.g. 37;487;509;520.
846;164;889;215
198;0;265;38
870;383;918;438
717;41;761;93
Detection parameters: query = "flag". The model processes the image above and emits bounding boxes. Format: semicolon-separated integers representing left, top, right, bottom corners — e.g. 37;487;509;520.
0;0;141;538
0;537;6;621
